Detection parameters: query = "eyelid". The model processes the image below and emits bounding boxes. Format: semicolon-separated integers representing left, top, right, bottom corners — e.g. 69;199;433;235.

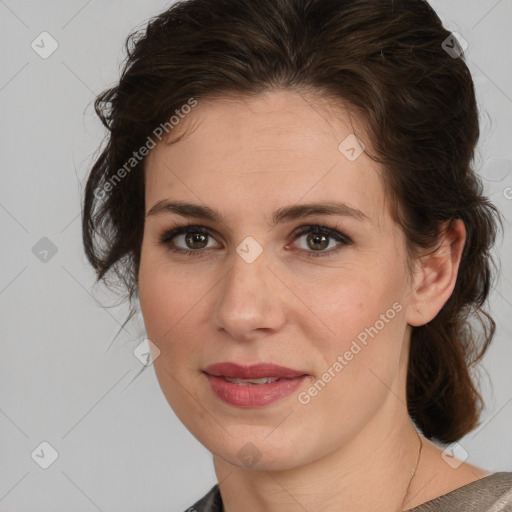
288;224;352;258
291;224;352;245
160;224;220;244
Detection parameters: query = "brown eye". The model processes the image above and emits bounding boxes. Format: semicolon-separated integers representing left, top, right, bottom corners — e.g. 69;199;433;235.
305;232;329;251
184;231;209;249
160;225;221;254
292;225;352;258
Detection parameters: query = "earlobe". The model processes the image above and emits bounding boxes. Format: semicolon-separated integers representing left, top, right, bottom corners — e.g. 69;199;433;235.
406;219;466;327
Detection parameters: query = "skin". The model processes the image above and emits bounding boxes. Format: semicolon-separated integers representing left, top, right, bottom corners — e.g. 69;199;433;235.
138;89;489;512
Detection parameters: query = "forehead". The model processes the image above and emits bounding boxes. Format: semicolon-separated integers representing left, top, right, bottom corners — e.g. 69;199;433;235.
144;90;389;225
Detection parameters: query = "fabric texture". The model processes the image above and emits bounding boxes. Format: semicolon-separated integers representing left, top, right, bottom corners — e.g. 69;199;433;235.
183;472;512;512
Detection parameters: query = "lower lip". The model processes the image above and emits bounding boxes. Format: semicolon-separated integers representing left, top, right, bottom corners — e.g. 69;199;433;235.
205;374;307;407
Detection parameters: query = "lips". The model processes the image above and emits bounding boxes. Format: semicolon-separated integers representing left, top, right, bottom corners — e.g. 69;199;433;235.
204;362;307;379
203;362;309;407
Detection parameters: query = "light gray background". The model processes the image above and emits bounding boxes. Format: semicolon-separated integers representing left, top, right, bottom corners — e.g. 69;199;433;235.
0;1;511;511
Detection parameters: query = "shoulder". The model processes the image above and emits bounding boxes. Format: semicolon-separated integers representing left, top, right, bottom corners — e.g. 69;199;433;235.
182;484;222;512
182;474;512;512
408;472;512;512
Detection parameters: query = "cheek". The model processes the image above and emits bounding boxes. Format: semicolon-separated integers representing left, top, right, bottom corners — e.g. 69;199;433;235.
138;251;219;386
138;255;208;414
294;263;410;416
296;287;408;434
139;248;202;340
297;258;407;344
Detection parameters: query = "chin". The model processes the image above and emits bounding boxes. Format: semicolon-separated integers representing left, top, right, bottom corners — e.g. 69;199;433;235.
192;422;313;471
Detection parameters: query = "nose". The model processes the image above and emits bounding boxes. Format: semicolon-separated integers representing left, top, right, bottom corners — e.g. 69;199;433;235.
212;249;287;341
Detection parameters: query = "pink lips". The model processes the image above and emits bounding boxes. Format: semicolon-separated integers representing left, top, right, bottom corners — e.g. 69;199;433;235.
203;362;308;407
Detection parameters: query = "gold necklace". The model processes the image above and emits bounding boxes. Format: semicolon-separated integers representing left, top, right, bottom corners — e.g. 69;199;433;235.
397;431;423;512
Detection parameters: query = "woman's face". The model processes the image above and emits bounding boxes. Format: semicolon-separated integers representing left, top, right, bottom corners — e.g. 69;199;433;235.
139;90;418;470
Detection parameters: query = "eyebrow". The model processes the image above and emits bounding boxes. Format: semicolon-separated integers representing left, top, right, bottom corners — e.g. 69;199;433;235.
147;200;369;226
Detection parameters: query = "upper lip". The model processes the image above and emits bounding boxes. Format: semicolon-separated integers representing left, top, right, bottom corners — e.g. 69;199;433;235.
204;362;307;379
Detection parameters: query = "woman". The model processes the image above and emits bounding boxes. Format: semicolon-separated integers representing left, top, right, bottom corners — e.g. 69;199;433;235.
82;0;511;510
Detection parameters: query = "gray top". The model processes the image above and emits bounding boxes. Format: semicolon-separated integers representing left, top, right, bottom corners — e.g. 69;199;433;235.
184;472;512;512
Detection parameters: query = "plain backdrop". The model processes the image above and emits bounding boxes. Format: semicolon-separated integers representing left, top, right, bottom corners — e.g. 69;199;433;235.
0;1;511;511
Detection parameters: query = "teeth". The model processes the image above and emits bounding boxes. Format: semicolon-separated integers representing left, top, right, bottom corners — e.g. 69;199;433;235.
223;376;280;385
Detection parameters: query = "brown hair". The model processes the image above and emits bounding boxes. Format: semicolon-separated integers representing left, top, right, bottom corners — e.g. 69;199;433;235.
82;0;501;443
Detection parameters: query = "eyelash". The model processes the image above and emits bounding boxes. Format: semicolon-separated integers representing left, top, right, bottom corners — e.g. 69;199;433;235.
158;223;352;259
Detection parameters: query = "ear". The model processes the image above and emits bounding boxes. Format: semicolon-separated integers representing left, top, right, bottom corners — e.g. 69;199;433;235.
406;219;466;327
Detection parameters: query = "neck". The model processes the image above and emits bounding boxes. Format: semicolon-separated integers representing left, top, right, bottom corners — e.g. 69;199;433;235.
213;402;423;512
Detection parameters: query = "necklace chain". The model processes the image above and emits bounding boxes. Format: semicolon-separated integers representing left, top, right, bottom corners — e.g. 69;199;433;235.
397;431;423;512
